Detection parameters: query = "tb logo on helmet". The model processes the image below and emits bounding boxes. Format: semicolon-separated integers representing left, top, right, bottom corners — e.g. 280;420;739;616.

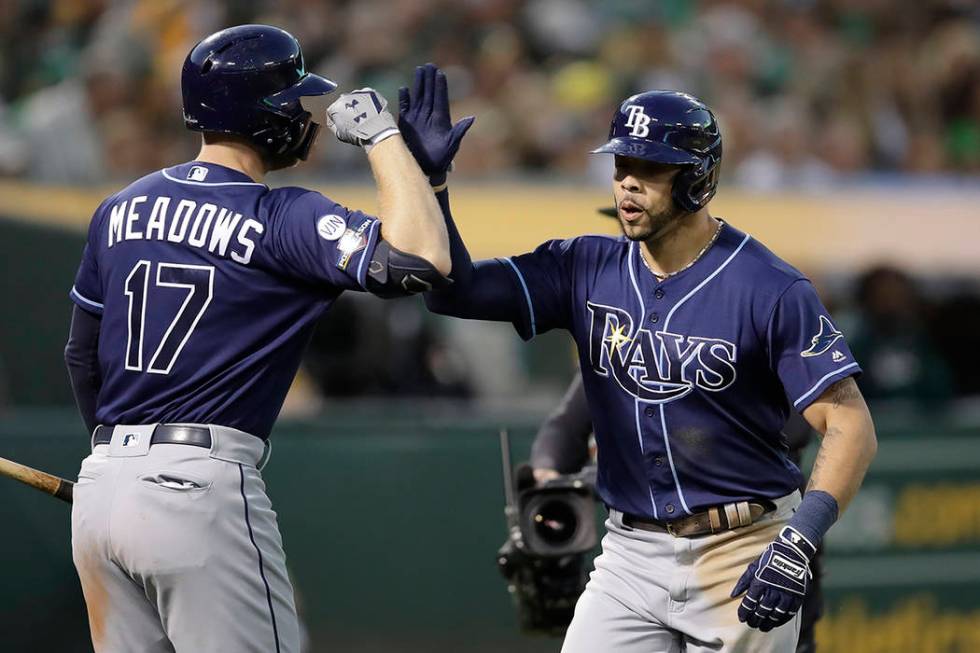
624;105;652;138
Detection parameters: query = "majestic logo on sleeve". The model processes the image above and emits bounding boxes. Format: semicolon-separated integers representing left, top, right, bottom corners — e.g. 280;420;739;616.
588;302;737;403
800;315;844;358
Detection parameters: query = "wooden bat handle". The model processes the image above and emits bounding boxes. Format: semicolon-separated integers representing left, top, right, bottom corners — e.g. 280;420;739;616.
0;456;74;504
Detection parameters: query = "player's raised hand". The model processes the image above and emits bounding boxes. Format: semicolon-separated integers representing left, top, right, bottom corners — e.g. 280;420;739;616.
398;63;475;184
325;88;400;151
730;525;816;631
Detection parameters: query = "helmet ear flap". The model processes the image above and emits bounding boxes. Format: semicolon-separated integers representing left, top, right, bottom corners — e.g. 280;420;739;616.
671;166;704;213
252;111;320;170
671;156;720;213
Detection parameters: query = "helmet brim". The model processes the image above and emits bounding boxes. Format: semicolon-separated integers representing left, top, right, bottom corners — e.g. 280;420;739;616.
591;137;700;166
264;73;338;114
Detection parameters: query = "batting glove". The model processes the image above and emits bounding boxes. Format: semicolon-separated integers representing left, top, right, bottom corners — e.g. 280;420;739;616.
398;63;475;185
325;88;400;152
730;525;815;632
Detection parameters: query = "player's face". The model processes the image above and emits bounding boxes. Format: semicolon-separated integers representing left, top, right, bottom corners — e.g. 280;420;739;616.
612;156;683;241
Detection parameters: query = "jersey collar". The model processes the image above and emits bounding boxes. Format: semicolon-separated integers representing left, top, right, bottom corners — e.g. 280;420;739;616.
162;161;268;187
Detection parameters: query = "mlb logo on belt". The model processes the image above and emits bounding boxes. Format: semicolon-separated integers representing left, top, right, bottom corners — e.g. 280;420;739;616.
122;433;141;448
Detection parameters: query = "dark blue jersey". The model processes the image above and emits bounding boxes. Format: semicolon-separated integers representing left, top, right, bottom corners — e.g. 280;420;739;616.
426;210;860;519
503;223;860;518
70;161;381;438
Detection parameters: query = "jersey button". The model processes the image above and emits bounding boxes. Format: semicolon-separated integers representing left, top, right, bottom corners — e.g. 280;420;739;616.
665;504;675;514
654;457;664;466
645;406;655;417
655;289;665;299
650;312;659;323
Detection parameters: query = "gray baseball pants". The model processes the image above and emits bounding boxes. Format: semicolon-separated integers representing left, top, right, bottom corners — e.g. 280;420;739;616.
562;491;802;653
71;424;300;653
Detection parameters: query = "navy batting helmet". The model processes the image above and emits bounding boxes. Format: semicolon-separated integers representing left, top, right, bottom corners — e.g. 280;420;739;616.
181;25;337;163
593;91;722;213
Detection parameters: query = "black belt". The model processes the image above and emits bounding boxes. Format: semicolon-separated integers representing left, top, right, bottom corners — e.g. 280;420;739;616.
93;425;212;449
622;500;774;538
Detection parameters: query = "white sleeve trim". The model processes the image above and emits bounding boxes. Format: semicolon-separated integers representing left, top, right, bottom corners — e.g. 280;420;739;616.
71;286;104;310
355;219;381;289
502;257;536;338
793;362;860;408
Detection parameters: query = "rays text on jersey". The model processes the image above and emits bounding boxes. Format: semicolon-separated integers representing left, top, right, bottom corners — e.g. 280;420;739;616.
107;195;263;264
587;301;737;403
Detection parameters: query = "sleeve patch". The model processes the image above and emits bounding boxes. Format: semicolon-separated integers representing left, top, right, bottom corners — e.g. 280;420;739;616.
800;315;844;358
336;220;372;271
316;214;347;241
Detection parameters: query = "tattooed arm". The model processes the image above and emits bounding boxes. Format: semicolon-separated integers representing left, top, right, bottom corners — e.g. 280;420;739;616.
800;376;877;512
731;377;875;629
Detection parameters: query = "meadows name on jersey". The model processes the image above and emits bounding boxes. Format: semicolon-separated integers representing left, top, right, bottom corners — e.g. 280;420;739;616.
106;193;263;265
70;161;383;438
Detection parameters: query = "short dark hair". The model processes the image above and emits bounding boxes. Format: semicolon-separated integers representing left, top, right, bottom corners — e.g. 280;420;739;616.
200;131;300;172
202;131;253;147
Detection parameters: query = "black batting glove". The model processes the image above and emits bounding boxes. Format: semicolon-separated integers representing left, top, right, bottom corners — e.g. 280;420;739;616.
730;525;816;632
397;63;474;186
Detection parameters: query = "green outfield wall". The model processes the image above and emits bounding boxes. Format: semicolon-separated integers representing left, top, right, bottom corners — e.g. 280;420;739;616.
1;410;978;653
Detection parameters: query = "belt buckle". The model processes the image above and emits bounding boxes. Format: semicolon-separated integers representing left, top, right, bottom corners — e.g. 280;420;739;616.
666;521;680;537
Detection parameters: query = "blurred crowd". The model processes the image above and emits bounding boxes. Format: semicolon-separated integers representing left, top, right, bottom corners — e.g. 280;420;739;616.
831;265;980;408
0;0;978;185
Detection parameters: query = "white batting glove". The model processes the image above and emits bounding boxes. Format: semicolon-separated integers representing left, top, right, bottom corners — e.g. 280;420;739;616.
325;88;400;152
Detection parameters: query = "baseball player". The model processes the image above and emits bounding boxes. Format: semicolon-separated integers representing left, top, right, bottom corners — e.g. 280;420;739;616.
530;370;825;653
62;26;466;653
412;83;878;651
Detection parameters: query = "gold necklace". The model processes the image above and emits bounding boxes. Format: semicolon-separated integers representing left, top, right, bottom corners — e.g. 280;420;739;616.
642;219;724;281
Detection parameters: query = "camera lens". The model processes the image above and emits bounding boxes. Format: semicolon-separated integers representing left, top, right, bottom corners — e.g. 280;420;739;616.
532;499;578;545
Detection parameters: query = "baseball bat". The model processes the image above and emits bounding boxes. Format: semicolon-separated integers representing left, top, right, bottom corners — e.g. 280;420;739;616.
0;456;74;504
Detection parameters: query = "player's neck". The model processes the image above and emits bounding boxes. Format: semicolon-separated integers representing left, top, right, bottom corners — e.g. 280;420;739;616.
640;210;718;278
194;142;267;184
